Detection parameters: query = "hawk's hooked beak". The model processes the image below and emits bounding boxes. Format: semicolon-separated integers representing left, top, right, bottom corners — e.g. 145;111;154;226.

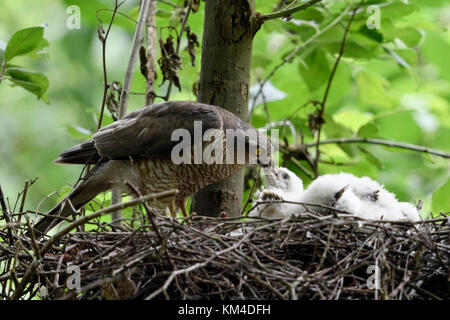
263;164;280;186
256;152;275;168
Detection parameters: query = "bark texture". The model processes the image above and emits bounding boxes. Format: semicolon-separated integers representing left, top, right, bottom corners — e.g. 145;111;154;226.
191;0;258;217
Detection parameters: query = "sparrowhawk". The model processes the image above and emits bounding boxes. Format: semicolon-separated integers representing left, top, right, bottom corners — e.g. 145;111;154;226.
31;101;274;235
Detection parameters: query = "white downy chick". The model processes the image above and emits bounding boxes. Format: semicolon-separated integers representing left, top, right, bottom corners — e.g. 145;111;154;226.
300;172;421;222
334;187;361;215
299;173;361;215
398;202;421;222
251;167;304;219
350;176;420;221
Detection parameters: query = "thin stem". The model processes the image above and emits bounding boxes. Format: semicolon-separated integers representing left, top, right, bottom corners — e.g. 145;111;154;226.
240;169;260;216
145;0;157;105
305;137;450;159
164;0;192;100
281;137;450;159
0;60;6;84
259;0;322;22
249;6;349;119
0;185;14;245
97;0;123;131
10;189;178;300
313;3;362;176
118;0;151;118
112;0;151;225
40;189;178;256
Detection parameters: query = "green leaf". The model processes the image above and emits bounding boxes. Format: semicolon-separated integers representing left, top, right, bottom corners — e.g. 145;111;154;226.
323;115;356;157
358;25;383;43
393;27;422;48
357;110;423;144
422;31;450;82
65;125;93;139
323;33;378;59
250;113;267;129
298;48;330;92
156;10;172;18
389;48;418;67
28;38;50;59
357;122;379;138
358;146;384;170
324;115;354;138
4;27;44;61
292;7;325;23
334;110;373;132
432;178;450;215
6;67;49;100
356;70;396;108
252;54;272;68
380;2;418;20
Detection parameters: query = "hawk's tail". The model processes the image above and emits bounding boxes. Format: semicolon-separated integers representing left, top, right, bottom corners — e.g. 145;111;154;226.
28;164;110;238
54;139;102;165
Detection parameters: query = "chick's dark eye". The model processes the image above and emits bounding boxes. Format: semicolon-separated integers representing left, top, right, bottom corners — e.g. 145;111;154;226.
282;173;289;180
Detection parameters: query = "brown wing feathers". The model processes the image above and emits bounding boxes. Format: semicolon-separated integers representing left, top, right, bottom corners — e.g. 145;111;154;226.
54;139;101;165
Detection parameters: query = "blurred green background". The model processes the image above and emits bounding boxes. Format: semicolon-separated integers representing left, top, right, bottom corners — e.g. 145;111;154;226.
0;0;449;218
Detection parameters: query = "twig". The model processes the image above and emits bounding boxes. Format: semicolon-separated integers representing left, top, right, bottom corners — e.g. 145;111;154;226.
0;185;14;245
240;168;260;216
163;0;192;100
144;219;284;300
249;6;350;120
18;180;30;216
112;0;151;225
96;8;138;24
126;181;175;271
282;138;450;159
145;0;157;105
97;0;124;130
258;0;323;22
118;0;151;118
39;190;178;255
313;2;363;176
10;190;175;299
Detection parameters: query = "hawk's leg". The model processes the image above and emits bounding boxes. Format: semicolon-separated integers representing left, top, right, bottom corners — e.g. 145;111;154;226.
180;196;191;224
168;197;191;224
169;200;177;218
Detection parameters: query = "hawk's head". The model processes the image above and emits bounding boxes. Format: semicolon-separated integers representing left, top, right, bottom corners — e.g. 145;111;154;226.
230;128;274;168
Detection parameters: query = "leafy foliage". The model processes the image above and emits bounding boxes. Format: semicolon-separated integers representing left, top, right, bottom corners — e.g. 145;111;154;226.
0;26;49;101
0;0;448;219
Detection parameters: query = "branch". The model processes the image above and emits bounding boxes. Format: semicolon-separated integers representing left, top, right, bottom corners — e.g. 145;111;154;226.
112;0;151;224
281;138;450;159
249;6;349;119
10;189;178;300
163;0;192;100
118;0;151;118
97;0;124;131
306;138;450;159
145;219;284;300
313;3;362;176
0;185;14;245
0;60;6;84
145;0;157;105
39;189;178;257
258;0;323;22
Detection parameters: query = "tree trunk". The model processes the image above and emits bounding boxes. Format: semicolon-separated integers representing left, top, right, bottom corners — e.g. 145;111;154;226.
191;0;259;217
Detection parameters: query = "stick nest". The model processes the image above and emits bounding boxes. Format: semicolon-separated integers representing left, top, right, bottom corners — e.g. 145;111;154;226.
1;211;449;300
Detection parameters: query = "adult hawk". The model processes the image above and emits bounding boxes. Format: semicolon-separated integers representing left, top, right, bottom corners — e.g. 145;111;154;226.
31;101;274;235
